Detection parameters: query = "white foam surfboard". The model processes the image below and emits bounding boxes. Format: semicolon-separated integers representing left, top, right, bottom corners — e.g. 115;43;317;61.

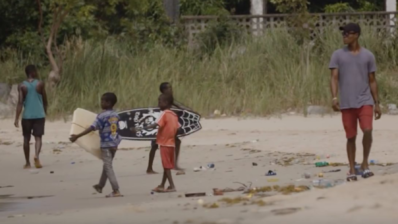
70;108;101;159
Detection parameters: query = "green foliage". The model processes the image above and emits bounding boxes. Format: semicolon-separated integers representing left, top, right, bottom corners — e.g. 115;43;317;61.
270;0;313;44
270;0;310;13
278;0;385;13
356;0;379;12
180;0;228;15
2;26;398;117
118;0;185;49
323;0;380;13
324;3;355;13
196;16;244;56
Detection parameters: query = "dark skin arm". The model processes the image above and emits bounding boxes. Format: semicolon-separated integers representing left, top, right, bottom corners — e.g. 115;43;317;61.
173;101;202;116
173;101;192;111
369;72;381;120
70;127;94;142
14;84;24;128
330;68;340;111
172;102;184;110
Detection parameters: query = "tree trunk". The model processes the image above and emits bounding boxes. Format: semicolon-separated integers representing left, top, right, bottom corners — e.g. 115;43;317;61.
48;70;61;89
46;31;61;89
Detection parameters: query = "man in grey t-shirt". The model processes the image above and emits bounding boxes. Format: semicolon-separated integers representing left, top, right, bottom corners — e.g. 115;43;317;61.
329;23;381;181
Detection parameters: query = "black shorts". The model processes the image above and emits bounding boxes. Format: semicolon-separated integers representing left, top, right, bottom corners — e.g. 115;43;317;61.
22;118;45;137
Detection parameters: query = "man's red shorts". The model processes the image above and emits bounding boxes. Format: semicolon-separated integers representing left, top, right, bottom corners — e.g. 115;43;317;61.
160;146;175;169
341;105;373;139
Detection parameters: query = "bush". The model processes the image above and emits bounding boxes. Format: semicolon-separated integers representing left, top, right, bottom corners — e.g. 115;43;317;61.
1;26;397;118
196;16;244;56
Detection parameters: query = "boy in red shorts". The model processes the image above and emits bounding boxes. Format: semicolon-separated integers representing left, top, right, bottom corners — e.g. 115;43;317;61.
329;23;381;181
147;82;190;174
141;93;180;192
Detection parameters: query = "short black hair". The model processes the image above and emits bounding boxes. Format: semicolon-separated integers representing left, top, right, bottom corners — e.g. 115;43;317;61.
160;93;174;106
102;92;117;106
25;65;37;76
159;82;170;93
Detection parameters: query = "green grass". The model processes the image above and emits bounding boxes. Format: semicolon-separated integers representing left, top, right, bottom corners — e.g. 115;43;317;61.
1;27;398;118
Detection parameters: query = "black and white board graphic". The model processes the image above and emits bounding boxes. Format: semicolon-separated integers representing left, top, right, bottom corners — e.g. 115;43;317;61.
118;108;202;141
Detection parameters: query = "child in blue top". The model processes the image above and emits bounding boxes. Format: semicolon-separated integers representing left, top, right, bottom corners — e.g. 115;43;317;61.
70;92;123;198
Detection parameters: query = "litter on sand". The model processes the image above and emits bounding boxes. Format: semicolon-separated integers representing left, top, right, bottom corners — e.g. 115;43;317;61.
266;170;277;176
185;192;206;197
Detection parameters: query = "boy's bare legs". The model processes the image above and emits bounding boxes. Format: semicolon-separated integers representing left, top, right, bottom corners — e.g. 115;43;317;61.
152;170;168;192
165;169;176;191
147;142;158;174
347;137;356;175
175;139;182;169
160;171;167;188
361;130;372;170
33;136;43;168
23;136;31;169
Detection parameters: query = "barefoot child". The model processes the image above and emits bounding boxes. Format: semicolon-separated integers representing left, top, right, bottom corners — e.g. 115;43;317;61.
69;92;123;197
147;82;190;174
142;93;180;192
14;65;48;169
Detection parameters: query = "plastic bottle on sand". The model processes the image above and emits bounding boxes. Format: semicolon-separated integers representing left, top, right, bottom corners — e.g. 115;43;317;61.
315;162;329;167
312;179;334;188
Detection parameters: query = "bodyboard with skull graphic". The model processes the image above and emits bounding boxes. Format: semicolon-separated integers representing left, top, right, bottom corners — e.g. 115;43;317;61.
117;108;202;141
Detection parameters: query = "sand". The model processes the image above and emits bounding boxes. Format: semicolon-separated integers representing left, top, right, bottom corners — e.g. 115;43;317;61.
1;114;398;224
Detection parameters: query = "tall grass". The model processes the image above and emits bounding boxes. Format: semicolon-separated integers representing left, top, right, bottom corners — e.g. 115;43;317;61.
1;27;398;117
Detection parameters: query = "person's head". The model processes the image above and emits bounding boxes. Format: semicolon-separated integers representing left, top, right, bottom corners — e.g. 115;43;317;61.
158;93;174;110
101;92;117;110
159;82;173;95
340;23;361;45
25;65;38;78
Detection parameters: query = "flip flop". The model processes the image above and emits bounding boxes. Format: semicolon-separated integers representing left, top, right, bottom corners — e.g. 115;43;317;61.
152;186;166;193
166;186;177;192
105;192;123;198
93;184;102;194
23;164;31;169
361;169;374;179
176;171;185;175
354;165;363;175
346;174;357;182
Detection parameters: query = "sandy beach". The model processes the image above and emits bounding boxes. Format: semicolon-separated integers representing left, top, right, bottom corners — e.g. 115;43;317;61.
1;114;398;224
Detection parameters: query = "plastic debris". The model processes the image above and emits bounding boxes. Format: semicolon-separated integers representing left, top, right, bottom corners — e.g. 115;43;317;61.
326;169;341;173
315;162;329;167
302;172;311;179
312;179;334;188
265;170;277;176
185;192;206;197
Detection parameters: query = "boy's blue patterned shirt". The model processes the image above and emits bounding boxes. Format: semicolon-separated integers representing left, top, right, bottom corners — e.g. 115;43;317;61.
91;110;121;148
